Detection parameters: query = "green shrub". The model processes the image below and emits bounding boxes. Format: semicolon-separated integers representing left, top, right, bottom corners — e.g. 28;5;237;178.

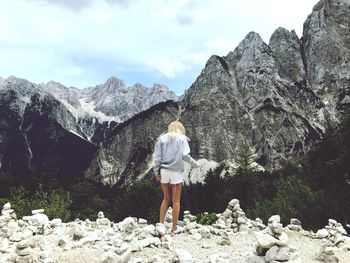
196;212;218;225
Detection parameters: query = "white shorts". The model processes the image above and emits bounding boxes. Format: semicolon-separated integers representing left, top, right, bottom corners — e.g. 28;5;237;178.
160;168;183;185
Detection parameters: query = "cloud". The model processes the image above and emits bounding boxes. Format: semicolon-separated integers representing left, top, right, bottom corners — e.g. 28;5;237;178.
1;0;320;94
36;0;136;10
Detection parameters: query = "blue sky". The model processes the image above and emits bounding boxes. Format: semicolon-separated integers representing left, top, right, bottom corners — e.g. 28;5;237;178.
0;0;319;95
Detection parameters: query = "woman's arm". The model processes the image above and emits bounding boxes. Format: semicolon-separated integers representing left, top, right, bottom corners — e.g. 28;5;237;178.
153;138;162;175
182;137;200;168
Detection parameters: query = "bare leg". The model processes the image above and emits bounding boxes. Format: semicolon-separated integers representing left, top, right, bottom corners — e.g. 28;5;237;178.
160;183;171;223
171;183;182;231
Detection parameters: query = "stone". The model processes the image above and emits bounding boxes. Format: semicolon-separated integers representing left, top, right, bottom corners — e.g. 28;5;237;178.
143;224;156;236
119;217;136;233
139;237;160;249
138;218;147;225
268;215;280;224
50;218;62;227
288;224;302;231
115;243;129;255
290;218;301;225
98;211;105;218
222;209;233;218
247;255;265;263
191;233;202;241
217;231;231;246
174;249;193;263
3;203;11;210
227;199;239;208
16;247;33;256
16;239;32;249
265;246;291;262
237;216;247;225
270;221;283;235
30;213;49;226
31;209;44;215
325;247;335;255
329;219;337;226
276;232;289;246
316;229;329;239
97;218;111;226
155;223;167;236
255;232;279;249
198;227;211;238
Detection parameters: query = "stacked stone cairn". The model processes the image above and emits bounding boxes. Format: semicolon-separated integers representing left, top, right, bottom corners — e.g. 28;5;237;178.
251;215;301;263
315;219;350;263
214;199;265;233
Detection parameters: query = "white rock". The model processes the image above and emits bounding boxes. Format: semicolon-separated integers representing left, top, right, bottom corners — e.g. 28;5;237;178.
30;213;49;226
50;218;62;227
276;232;289;246
3;203;11;210
174;249;193;263
198;227;211;238
228;199;239;208
16;247;33;256
316;229;329;239
115;243;129;255
254;232;278;249
191;233;202;241
97;218;111;226
9;233;22;242
0;238;9;252
16;239;32;249
156;223;167;236
268;215;281;224
270;221;283;234
98;211;105;218
21;229;33;240
31;209;44;215
265;246;291;262
138;218;147;225
324;246;335;255
237;217;247;224
119;217;136;233
290;218;301;225
139;237;160;249
328;219;337;226
222;209;232;218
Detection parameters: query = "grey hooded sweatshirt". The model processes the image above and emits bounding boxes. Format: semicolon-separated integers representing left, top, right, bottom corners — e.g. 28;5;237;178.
153;133;199;175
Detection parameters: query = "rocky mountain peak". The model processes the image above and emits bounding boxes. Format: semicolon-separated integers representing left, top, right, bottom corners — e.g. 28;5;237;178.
302;0;350;105
103;76;127;93
269;27;306;84
227;31;276;75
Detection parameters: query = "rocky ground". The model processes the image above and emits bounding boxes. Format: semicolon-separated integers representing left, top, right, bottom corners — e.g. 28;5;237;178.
0;199;349;263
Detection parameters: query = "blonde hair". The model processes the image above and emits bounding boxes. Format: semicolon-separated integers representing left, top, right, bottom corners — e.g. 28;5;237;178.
168;120;186;136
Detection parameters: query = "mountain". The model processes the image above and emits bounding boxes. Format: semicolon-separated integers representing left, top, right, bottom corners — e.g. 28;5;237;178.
85;100;180;186
0;88;97;183
0;76;177;181
303;0;350;111
86;0;350;186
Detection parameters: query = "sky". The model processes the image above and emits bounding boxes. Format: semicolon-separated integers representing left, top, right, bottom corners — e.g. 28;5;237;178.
0;0;320;95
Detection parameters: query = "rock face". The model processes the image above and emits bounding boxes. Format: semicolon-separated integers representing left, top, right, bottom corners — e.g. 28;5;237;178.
86;0;350;185
82;77;178;120
181;31;324;169
0;76;177;180
303;0;350;110
85;101;180;186
0;87;97;180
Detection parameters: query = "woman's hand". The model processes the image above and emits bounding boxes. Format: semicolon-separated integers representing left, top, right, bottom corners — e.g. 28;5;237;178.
155;175;161;182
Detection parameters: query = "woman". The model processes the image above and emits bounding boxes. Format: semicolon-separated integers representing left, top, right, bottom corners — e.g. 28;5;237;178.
153;120;199;234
